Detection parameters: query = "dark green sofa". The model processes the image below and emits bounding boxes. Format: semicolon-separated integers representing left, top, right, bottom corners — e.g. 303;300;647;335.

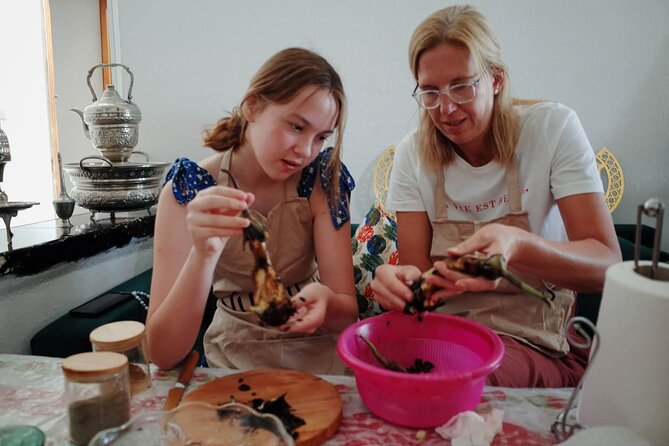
30;270;216;363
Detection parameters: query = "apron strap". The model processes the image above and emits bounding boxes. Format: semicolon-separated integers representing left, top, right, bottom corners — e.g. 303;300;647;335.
435;167;449;219
217;149;233;185
505;156;522;213
218;150;301;207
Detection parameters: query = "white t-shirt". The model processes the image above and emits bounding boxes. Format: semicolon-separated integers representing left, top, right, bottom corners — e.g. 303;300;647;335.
387;101;603;242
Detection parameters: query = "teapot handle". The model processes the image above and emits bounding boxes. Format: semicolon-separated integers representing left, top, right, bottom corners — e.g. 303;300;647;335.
85;63;135;103
80;156;114;173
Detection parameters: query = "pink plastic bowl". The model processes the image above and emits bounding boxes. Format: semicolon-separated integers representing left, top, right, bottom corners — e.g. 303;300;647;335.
337;312;504;428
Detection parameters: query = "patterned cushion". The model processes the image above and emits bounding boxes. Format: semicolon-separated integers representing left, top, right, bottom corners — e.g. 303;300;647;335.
352;205;398;319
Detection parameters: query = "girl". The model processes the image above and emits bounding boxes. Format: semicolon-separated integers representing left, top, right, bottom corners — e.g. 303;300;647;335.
146;48;357;374
371;5;621;387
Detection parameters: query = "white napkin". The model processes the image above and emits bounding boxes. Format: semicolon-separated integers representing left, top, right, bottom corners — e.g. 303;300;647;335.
558;426;650;446
435;409;504;446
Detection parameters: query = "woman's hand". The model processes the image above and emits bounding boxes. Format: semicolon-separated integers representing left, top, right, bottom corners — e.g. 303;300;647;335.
447;223;523;261
184;185;254;257
279;283;332;333
369;264;423;312
428;223;525;299
429;260;498;300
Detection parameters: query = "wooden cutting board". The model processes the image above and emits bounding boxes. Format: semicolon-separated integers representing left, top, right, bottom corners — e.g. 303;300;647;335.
183;369;342;446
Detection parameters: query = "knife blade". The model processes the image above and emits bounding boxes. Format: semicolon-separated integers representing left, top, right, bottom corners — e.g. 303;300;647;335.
163;350;200;410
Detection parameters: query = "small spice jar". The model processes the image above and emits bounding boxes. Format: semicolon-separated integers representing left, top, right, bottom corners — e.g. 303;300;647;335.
62;351;131;445
90;320;151;395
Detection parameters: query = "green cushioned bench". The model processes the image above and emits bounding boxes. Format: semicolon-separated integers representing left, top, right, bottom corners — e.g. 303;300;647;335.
30;269;153;358
30;269;217;363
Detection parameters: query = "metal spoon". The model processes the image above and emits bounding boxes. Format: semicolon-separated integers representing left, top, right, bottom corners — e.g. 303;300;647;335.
220;168;267;243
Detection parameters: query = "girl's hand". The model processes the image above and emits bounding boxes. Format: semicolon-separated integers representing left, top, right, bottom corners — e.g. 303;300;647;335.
184;185;254;257
279;283;331;333
369;264;423;312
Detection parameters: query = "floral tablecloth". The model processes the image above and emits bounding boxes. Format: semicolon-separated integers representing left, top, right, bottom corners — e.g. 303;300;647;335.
0;354;571;445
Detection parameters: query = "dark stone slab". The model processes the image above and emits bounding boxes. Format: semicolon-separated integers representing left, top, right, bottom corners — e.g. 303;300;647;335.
0;212;155;277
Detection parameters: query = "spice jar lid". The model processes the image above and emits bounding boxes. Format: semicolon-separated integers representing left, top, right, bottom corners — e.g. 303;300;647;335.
62;351;128;382
90;320;146;351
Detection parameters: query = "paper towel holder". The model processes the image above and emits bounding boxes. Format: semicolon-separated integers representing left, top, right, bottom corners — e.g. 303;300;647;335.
634;198;666;281
551;316;600;443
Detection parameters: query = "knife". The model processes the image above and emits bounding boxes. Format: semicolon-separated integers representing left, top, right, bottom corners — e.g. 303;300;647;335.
163;350;200;410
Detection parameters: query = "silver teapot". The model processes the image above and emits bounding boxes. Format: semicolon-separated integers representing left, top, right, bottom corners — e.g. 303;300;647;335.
71;63;141;163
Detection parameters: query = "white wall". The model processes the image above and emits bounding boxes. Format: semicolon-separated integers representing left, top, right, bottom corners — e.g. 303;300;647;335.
52;0;669;246
0;239;153;354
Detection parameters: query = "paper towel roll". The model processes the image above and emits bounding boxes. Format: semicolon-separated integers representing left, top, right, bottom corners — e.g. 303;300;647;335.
579;261;669;445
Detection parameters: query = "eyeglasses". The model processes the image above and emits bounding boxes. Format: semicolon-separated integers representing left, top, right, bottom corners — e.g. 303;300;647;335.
412;78;480;110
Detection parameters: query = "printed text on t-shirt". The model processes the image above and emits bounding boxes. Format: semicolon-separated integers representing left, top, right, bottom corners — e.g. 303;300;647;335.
445;187;529;214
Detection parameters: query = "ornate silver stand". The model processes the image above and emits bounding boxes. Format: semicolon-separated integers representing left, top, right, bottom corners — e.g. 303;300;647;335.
551;316;600;443
0;126;39;250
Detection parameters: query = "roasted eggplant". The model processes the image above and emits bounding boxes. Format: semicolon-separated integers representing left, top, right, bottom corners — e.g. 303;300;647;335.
221;169;296;326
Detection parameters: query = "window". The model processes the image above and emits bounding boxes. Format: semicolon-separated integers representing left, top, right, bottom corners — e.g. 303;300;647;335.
0;1;56;226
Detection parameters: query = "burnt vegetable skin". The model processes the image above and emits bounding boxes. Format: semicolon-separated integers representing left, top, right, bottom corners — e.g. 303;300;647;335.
221;169;296;326
404;253;554;315
359;335;434;374
247;237;296;326
359;335;406;372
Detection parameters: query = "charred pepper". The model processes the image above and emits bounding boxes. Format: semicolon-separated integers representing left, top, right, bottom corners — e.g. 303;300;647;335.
359;335;434;374
404;253;554;315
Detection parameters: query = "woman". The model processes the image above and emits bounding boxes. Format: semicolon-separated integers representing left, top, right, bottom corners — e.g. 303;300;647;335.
146;48;358;374
371;5;621;387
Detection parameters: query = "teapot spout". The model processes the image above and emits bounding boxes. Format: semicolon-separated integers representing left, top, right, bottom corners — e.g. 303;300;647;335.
70;108;90;140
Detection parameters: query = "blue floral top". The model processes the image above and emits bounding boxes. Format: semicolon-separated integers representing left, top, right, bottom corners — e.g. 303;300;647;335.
164;147;356;229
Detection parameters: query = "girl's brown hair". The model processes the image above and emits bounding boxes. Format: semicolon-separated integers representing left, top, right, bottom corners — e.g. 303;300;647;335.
204;48;347;201
409;5;519;168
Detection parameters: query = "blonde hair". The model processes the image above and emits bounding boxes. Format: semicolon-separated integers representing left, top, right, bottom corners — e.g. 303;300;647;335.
204;48;347;200
409;4;519;168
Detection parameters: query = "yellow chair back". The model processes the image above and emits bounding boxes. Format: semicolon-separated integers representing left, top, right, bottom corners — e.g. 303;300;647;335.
372;146;395;215
371;145;624;214
596;147;624;213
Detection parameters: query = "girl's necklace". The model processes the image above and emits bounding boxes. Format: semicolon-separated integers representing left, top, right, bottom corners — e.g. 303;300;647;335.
131;291;149;311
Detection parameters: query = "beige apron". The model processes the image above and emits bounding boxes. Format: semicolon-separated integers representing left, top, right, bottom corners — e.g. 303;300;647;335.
203;151;346;374
431;159;575;356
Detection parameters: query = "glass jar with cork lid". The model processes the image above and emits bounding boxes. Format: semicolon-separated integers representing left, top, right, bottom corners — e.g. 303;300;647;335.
90;320;151;395
61;351;131;445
